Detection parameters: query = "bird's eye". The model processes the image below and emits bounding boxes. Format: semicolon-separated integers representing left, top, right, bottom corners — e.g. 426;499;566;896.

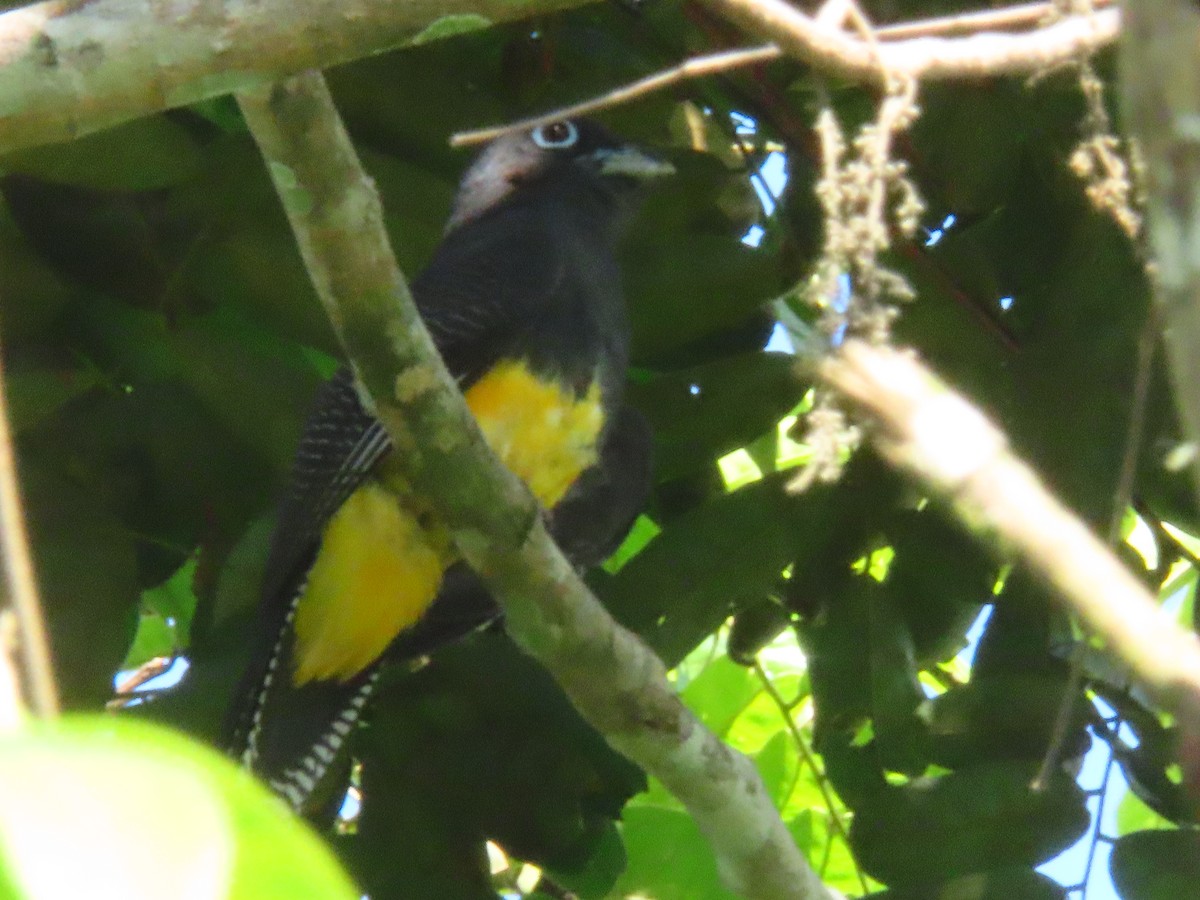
531;121;579;149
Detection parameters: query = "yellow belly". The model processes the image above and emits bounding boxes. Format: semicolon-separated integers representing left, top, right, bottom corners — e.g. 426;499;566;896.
291;360;604;685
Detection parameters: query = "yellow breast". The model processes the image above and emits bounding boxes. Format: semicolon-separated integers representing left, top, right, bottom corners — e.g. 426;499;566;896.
465;359;604;508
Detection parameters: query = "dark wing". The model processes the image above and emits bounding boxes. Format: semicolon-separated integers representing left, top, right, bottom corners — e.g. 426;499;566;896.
222;369;389;799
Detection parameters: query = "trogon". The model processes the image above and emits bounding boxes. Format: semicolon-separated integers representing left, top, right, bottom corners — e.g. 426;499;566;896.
223;120;671;813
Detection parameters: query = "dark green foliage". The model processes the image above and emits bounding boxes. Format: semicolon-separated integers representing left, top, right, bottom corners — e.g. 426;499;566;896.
1;3;1195;898
1110;830;1200;899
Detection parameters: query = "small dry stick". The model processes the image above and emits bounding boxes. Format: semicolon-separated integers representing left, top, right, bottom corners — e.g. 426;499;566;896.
753;659;867;895
0;337;57;718
452;0;1116;147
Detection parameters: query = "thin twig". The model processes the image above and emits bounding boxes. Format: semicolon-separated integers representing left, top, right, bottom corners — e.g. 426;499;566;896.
0;336;57;718
753;659;868;896
452;1;1118;146
1032;309;1157;791
880;0;1113;41
450;45;781;147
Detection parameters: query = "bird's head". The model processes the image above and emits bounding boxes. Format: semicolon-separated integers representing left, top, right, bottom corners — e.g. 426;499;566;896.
446;120;674;232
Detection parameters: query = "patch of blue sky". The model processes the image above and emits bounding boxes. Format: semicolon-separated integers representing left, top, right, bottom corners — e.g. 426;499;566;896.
742;223;766;247
731;111;757;135
922;213;957;248
765;321;795;354
752;151;788;216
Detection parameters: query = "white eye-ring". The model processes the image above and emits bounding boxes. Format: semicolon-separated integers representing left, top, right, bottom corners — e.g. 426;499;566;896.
531;121;579;149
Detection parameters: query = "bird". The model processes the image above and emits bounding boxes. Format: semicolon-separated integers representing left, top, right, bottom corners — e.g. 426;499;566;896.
223;119;671;814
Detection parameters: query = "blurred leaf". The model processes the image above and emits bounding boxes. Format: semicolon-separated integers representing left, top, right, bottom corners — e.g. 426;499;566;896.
866;585;928;775
680;656;761;738
547;820;627;900
866;866;1066;900
0;196;76;345
0;718;357;899
1110;830;1200;899
601;474;819;667
2;176;203;314
122;614;176;669
626;234;781;363
165;308;323;474
408;14;493;45
21;463;139;707
883;507;995;664
1;116;205;191
926;674;1089;770
142;555;199;643
628;352;804;481
614;805;738;900
4;354;101;434
354;631;644;897
755;730;799;808
1117;789;1176;838
851;762;1088;888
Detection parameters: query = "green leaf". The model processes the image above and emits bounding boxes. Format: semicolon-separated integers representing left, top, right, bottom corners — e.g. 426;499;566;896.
1110;830;1200;899
866;866;1066;900
850;762;1088;888
4;357;100;434
926;674;1088;769
408;14;493;45
142;555;199;644
755;730;798;808
614;806;738;900
1;116;204;191
628;352;805;481
121;613;176;669
1116;788;1175;837
21;463;139;707
602;474;823;667
0;718;357;899
354;632;644;898
680;656;761;738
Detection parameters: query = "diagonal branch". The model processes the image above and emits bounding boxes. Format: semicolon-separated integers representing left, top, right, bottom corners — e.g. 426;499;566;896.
235;70;842;900
821;340;1200;713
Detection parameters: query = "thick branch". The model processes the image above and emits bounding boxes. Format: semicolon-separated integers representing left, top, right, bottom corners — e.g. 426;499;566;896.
696;0;1117;86
236;71;840;900
1119;0;1200;508
822;340;1200;710
0;0;585;154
